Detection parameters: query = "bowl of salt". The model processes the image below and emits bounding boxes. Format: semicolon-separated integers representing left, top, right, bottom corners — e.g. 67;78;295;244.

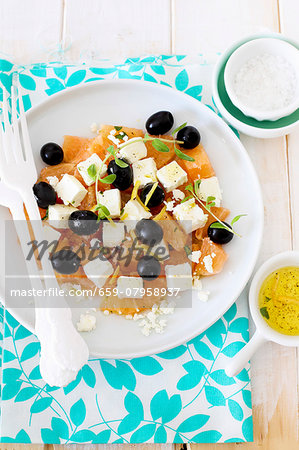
224;38;299;121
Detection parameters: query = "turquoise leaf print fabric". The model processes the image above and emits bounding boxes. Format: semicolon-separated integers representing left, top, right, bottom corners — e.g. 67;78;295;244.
0;55;252;444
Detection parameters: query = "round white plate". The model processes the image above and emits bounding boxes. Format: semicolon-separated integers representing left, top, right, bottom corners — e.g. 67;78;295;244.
0;80;263;358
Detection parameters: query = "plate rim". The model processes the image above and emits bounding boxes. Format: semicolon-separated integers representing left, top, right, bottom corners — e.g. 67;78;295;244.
1;79;264;358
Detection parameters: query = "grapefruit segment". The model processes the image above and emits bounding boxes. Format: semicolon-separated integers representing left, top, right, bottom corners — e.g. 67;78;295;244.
195;237;227;276
177;144;215;181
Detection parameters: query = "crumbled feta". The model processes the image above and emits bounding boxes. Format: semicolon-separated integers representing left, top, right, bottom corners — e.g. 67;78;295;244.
76;313;96;332
134;300;176;336
42;223;61;243
132;157;157;188
188;250;202;263
77;153;107;186
157;161;187;192
192;277;210;302
203;255;214;274
172;189;185;201
56;174;87;207
97;189;121;218
48;204;78;228
173;198;208;233
164;200;174;211
117;276;143;299
118;137;147;164
123;199;152;222
83;257;114;288
102;221;125;247
90;122;98;133
198;176;222;207
46;176;59;190
165;262;192;291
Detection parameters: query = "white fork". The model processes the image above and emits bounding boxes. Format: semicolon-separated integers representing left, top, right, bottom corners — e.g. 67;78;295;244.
0;81;88;385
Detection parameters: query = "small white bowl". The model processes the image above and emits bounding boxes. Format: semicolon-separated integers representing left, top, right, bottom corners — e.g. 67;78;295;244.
224;38;299;121
226;251;299;377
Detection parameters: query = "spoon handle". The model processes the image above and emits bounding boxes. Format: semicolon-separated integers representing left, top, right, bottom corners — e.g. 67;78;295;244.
225;330;266;377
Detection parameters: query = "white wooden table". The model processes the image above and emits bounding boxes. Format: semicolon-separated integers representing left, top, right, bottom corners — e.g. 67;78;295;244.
0;1;298;449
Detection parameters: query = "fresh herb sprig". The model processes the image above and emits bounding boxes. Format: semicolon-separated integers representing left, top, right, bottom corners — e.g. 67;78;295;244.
94;203;111;222
117;122;195;162
185;181;246;237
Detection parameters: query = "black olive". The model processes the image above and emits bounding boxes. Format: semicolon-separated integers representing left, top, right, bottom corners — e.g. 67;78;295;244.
33;181;56;209
145;111;174;135
140;183;165;208
51;249;81;274
40;142;64;165
208;222;233;244
68;210;99;235
107;158;133;190
177;126;200;149
137;256;161;281
135;219;163;246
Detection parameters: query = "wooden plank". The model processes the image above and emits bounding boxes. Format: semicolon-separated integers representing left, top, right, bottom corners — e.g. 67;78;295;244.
173;0;279;55
0;0;62;64
279;0;299;42
63;0;171;61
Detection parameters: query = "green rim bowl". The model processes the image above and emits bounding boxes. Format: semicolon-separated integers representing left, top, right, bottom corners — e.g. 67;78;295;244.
212;33;299;138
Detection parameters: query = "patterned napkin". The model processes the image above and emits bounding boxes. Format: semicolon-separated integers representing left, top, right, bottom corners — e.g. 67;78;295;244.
0;56;253;444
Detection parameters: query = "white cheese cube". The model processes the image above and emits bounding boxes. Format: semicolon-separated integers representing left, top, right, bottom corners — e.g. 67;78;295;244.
46;176;59;190
76;314;96;332
42;223;61;243
198;176;222;207
173;198;208;233
123;199;152;221
157;161;187;192
97;189;121;218
56;174;87;207
48;204;78;229
83;257;114;289
165;262;192;291
77;153;107;186
132;157;157;188
102;221;125;247
117;276;143;299
118;138;147;164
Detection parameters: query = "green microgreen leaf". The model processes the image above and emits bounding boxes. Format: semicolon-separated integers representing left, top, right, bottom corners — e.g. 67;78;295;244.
184;245;192;256
115;131;128;140
100;174;116;184
205;196;216;211
87;163;97;180
209;222;229;230
107;145;116;155
174;146;195;162
260;307;269;320
185;184;194;193
172;122;187;136
143;133;151;142
115;157;128;168
194;179;201;197
42;209;49;221
114;126;122;131
231;214;247;227
95;204;111;221
151;138;170;153
181;195;192;203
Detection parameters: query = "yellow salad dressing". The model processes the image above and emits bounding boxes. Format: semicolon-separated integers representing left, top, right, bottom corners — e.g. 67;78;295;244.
258;266;299;335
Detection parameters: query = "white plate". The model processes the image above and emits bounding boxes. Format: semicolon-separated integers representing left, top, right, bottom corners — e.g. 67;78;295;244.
0;80;263;358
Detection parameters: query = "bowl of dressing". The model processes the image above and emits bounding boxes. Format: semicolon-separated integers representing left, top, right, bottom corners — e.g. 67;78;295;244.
224;38;299;121
226;251;299;377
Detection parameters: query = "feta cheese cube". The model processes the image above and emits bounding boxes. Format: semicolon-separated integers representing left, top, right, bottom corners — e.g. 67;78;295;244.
165;262;192;291
97;189;121;218
76;314;96;332
48;204;78;228
102;221;125;247
118;138;147;164
157;161;187;192
173;198;208;233
46;176;59;190
83;257;114;289
132;157;157;188
198;176;222;207
56;174;87;207
77;153;107;186
42;223;61;243
123;199;152;221
117;276;143;299
172;189;185;201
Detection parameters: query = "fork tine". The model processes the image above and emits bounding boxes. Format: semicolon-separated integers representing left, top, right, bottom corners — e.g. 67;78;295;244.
11;82;24;162
1;84;14;164
17;80;34;165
